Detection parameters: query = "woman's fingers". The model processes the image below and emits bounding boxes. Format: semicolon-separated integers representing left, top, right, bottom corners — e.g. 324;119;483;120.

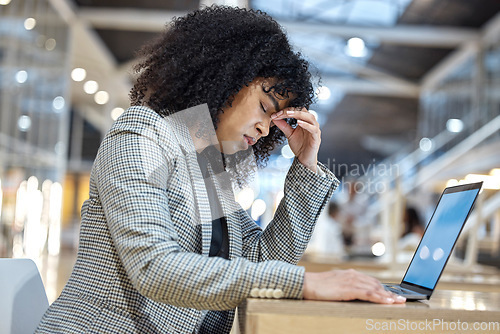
271;106;321;172
271;107;320;138
297;120;320;138
303;270;407;304
272;107;317;125
362;289;405;304
272;118;293;138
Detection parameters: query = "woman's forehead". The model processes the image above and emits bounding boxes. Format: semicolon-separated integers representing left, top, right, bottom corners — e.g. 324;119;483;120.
259;78;294;107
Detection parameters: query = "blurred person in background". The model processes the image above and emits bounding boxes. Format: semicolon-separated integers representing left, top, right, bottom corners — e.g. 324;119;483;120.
399;206;425;252
309;201;345;260
337;179;369;253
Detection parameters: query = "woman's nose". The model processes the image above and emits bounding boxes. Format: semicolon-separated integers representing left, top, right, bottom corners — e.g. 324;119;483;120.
256;119;271;137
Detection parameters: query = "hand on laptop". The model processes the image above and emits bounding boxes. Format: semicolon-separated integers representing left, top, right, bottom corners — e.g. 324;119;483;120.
302;269;406;304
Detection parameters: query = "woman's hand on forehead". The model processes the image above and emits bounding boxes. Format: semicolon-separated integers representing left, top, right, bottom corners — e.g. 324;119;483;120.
271;107;320;173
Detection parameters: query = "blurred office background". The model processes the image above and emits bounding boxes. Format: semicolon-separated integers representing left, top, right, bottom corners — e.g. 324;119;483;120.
1;0;500;304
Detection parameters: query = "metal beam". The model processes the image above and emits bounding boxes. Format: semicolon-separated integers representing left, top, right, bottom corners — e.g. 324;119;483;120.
422;12;500;91
281;22;480;48
199;0;248;8
307;48;420;97
78;6;417;97
77;8;186;32
413;115;500;191
77;8;479;48
48;0;132;136
482;12;500;47
47;0;78;24
421;42;479;91
321;77;419;98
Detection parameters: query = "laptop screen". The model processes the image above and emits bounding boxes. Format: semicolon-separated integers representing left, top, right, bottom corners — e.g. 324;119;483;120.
402;184;481;290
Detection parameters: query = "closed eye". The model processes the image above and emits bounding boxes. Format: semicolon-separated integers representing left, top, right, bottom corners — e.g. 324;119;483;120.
261;101;276;128
260;102;267;114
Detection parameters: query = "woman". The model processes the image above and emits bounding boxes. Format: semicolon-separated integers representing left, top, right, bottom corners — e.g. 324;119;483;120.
37;6;404;334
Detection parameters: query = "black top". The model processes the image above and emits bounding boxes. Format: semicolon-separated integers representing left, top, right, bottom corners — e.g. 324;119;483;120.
196;146;229;259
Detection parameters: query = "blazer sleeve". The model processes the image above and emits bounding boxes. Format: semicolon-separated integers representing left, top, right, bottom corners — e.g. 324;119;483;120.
94;128;305;311
241;158;340;264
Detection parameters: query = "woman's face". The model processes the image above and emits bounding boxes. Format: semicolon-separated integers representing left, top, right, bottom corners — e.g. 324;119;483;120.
215;78;289;154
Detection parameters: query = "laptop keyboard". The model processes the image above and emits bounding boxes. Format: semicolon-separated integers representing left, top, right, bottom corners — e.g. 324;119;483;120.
384;285;417;295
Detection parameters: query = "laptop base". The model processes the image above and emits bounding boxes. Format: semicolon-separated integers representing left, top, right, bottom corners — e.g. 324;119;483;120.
383;284;428;300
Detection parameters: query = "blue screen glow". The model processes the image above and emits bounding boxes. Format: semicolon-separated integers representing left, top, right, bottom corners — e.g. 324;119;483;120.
403;189;479;289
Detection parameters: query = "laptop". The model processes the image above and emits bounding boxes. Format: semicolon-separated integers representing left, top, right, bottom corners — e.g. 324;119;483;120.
383;181;483;300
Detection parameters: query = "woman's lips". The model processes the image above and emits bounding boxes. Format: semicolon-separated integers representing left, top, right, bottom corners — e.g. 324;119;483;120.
244;135;256;146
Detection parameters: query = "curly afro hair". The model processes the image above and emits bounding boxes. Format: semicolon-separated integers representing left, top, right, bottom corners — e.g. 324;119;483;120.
130;5;316;166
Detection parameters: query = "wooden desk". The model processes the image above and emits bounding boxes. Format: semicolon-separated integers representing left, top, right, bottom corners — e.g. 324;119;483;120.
239;290;500;334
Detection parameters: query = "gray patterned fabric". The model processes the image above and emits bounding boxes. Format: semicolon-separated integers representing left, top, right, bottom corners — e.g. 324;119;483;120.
36;106;339;333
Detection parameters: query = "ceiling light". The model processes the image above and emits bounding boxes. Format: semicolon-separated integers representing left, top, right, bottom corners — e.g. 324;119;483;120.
71;68;86;82
15;70;28;84
221;0;241;6
0;0;12;5
281;144;294;159
27;176;39;191
54;141;65;155
419;137;432;152
446;118;464;133
52;96;65;111
94;91;109;105
24;18;36;30
464;174;500;190
236;187;255;211
18;115;31;131
446;179;459;188
274;190;284;209
345;37;367;57
251;199;267;221
111;107;124;120
308;109;318;120
316;86;331;100
371;242;385;256
83;80;98;94
45;38;56;51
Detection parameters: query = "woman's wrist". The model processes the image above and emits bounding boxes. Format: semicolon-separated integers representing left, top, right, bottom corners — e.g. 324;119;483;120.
297;157;318;173
302;272;319;300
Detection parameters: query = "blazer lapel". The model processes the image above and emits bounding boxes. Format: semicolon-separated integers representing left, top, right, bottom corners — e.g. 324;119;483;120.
168;115;213;257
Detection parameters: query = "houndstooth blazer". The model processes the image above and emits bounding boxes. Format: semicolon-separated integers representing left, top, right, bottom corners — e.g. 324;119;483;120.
36;105;339;334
